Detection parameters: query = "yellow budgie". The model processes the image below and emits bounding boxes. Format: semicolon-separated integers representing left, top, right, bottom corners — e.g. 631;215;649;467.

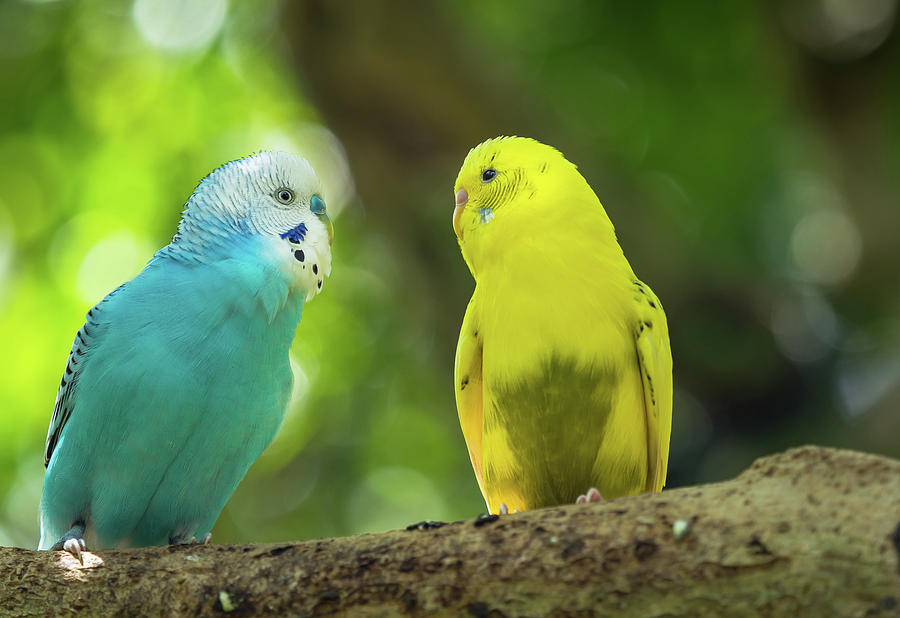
452;136;673;514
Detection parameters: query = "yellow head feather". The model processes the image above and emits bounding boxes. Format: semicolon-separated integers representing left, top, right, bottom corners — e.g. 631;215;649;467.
452;136;616;277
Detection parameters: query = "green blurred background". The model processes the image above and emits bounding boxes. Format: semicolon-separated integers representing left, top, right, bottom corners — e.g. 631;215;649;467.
1;0;898;548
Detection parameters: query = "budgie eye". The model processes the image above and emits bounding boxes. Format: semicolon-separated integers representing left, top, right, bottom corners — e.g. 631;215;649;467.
310;195;326;214
275;188;295;205
482;169;497;182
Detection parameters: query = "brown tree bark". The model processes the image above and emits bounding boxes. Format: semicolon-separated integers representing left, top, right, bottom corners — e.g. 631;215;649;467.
2;446;899;617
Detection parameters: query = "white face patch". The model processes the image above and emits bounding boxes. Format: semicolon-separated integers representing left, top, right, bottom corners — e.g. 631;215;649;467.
282;216;332;302
186;151;333;301
479;208;495;225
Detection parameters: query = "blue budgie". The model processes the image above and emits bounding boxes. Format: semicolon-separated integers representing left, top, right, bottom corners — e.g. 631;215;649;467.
39;152;333;560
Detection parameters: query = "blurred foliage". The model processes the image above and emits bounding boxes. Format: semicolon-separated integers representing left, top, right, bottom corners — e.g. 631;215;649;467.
0;0;898;548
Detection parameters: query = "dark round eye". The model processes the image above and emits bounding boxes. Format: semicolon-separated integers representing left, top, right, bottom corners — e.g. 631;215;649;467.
481;169;497;182
275;188;295;204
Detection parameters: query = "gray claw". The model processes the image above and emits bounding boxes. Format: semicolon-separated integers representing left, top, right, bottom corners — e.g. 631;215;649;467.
50;522;87;564
171;531;212;545
62;537;86;564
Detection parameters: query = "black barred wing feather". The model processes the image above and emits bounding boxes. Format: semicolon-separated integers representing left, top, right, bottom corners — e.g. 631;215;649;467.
632;279;674;493
44;285;125;467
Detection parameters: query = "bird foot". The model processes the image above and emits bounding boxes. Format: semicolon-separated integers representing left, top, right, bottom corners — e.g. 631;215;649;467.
169;532;211;545
62;538;86;564
406;520;446;531
498;503;520;515
50;522;87;565
575;487;603;504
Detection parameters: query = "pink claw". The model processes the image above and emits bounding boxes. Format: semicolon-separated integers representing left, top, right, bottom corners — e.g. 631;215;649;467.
576;488;603;504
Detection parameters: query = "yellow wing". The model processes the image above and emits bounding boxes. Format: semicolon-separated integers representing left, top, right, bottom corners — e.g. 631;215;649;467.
633;280;673;492
454;293;486;504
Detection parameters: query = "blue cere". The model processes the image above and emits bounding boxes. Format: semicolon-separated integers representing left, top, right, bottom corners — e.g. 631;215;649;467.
280;222;308;244
310;195;326;215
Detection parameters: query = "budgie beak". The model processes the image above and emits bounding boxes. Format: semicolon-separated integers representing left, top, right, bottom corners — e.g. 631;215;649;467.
309;195;333;245
453;188;468;238
318;212;334;245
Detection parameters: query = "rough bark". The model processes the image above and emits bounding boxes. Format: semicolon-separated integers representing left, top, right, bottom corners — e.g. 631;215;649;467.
2;446;899;617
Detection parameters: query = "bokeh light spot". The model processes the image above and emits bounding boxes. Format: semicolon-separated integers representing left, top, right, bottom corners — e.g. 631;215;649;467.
838;348;900;418
783;0;897;61
75;231;154;306
0;209;14;309
0;462;43;548
790;210;862;285
771;287;840;364
287;354;311;412
133;0;228;53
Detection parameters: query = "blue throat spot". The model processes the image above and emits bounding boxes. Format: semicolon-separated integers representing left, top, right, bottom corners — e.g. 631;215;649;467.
280;222;308;243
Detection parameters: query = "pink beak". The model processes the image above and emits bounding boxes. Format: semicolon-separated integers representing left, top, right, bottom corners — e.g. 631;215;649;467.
453;188;468;237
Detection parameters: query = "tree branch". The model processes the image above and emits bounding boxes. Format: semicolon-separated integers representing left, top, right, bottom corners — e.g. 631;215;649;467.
3;446;899;617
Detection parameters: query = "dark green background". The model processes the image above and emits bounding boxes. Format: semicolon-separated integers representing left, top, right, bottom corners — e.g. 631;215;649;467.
1;0;898;548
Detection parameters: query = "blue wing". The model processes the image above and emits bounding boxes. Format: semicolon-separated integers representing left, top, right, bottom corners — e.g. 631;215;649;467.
44;284;125;467
40;246;303;549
